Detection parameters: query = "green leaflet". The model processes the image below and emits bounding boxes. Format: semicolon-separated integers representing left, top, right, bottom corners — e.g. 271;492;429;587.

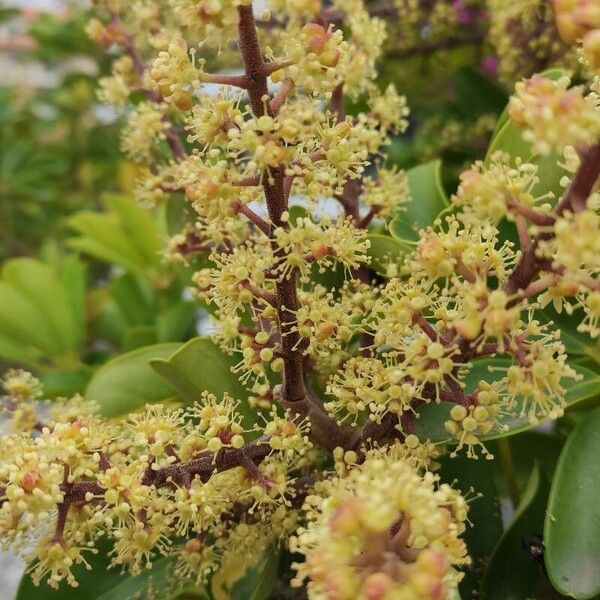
150;337;254;425
482;464;551;599
85;343;182;417
545;406;600;599
389;160;448;242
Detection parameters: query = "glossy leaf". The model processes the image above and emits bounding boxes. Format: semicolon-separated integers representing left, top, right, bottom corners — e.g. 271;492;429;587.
414;359;600;443
482;464;550;599
540;305;600;363
41;367;92;398
452;67;507;118
212;549;279;600
85;343;181;417
0;280;63;357
490;432;563;500
545;406;600;599
150;337;252;421
389;160;449;242
106;194;162;267
2;258;83;353
16;539;183;600
156;300;197;342
439;452;503;597
484;117;531;167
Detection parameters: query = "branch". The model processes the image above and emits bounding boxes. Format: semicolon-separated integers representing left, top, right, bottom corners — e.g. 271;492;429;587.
555;142;600;215
202;73;249;88
270;78;295;114
505;141;600;295
237;3;306;403
234;202;271;235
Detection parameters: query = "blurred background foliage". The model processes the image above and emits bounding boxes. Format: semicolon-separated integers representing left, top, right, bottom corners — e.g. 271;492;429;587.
0;2;197;395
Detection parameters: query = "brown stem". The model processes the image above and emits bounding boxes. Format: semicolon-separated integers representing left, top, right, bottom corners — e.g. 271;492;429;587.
165;125;187;160
555;143;600;215
262;59;294;77
270;78;295;114
331;83;345;123
506;198;554;226
202;73;249;88
505;143;600;294
358;206;378;229
51;503;70;543
237;4;306;402
515;215;532;251
235;202;271;235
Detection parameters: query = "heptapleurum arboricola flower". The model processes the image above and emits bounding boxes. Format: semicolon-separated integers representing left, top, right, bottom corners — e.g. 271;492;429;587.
2;0;600;597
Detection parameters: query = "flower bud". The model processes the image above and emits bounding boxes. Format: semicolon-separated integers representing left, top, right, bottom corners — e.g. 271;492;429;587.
361;573;394;600
583;29;600;71
171;90;193;111
20;471;40;493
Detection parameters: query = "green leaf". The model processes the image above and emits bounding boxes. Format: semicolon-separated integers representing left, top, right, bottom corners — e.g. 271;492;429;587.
106;195;162;267
484;117;531;167
367;234;412;277
389;160;449;242
85;343;181;417
540;305;600;363
545;406;600;599
0;332;43;368
2;258;81;354
212;549;279;600
0;281;62;357
452;67;507;119
157;301;197;342
150;337;253;422
489;432;563;500
60;255;87;341
41;368;92;398
482;464;551;600
162;194;194;237
439;452;503;597
122;325;158;351
414;359;600;443
16;539;183;600
67;212;149;274
110;272;157;327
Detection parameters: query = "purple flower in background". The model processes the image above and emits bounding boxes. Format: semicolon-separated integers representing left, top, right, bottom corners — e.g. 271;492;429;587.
483;56;500;77
452;0;475;24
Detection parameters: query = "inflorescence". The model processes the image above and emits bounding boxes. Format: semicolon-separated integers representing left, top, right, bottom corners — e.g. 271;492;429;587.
2;0;600;597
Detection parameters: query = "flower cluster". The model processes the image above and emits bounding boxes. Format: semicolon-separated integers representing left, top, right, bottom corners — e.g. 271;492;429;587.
6;0;600;596
509;74;600;154
291;450;470;599
554;0;600;70
0;377;310;589
488;0;576;83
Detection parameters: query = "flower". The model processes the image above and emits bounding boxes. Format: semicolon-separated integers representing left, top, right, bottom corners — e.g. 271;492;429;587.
509;75;600;154
292;452;469;600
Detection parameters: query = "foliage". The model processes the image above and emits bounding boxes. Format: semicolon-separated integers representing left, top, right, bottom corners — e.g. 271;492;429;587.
1;1;600;600
0;6;126;259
